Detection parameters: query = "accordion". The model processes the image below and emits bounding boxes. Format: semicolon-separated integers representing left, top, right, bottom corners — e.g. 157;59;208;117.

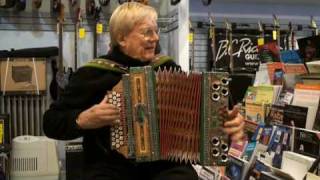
107;66;230;166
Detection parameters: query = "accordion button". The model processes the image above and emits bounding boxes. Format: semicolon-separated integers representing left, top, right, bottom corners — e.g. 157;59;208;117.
117;103;121;107
116;144;120;148
116;93;121;97
119;126;123;131
211;137;220;146
108;99;113;103
117;98;121;102
119;136;124;140
120;141;124;145
119;131;123;136
221;143;229;152
108;94;112;98
116;134;119;139
116;139;120;143
211;148;220;157
111;132;115;136
111;142;116;146
112;91;117;96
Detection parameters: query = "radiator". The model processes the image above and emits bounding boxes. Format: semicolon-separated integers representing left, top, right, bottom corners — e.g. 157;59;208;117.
0;95;48;137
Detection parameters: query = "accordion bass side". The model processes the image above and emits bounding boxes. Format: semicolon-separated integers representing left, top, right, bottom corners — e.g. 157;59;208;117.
108;66;230;166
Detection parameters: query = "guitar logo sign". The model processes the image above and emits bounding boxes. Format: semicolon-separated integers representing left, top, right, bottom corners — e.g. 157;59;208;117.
215;35;260;70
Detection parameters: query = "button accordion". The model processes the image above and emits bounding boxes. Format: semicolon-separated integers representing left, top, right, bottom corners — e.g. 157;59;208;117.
107;66;230;166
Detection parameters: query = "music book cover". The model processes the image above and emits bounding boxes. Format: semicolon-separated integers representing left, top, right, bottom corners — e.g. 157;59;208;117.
242;141;257;162
283;63;308;74
228;138;248;158
297;35;320;62
245;102;267;124
244;119;259;140
293;129;320;158
313;98;320;131
283;104;308;128
266;105;285;125
226;155;249;180
266;62;285;85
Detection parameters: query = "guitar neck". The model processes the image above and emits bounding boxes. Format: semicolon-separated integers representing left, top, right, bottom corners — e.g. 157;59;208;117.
58;19;64;71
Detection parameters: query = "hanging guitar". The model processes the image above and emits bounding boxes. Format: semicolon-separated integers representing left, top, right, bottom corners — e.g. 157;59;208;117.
93;0;102;58
273;14;281;49
208;14;216;71
54;1;69;99
74;8;82;70
310;16;319;36
224;19;234;73
189;19;195;71
32;0;42;9
50;0;65;100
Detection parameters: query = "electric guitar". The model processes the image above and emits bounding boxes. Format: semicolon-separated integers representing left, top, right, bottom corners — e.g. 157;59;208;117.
189;19;195;71
225;19;233;73
310;16;319;36
93;0;102;58
32;0;42;9
273;14;281;49
208;14;216;71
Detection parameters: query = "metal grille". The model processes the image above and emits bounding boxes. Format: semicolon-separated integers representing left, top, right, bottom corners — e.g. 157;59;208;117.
0;95;48;137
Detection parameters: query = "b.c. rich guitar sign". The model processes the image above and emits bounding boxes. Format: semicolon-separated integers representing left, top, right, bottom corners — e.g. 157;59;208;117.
214;33;260;71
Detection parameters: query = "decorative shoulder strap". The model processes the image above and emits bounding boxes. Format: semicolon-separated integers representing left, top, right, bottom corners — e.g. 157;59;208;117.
150;55;174;69
84;58;128;74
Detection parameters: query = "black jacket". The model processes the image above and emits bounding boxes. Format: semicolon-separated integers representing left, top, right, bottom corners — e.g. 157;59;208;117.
43;47;180;165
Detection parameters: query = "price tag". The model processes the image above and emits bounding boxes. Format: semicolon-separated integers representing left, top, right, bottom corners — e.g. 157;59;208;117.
189;33;194;43
258;38;265;46
96;23;103;34
272;30;277;40
79;28;86;39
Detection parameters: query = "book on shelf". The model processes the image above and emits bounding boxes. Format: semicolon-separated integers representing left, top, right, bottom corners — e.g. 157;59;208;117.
283;104;308;128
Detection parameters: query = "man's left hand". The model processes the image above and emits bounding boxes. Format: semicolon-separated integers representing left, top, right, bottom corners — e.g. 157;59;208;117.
219;105;245;141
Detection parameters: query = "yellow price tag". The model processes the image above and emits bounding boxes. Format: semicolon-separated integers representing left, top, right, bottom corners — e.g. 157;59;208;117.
258;38;265;46
96;23;103;34
189;33;194;43
79;28;86;39
272;30;277;40
0;123;3;144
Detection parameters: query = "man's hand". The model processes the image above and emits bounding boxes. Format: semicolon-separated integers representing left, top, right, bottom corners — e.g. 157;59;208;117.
219;105;245;141
76;95;120;129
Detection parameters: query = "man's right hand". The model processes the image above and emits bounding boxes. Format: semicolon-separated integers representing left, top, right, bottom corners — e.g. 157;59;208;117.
76;95;120;129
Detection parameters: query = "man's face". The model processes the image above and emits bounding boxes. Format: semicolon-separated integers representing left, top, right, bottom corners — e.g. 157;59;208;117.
120;17;159;62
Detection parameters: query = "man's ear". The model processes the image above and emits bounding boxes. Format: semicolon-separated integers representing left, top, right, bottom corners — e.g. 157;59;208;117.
118;35;126;48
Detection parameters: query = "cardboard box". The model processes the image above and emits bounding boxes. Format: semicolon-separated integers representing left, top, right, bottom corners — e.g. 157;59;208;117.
0;58;46;94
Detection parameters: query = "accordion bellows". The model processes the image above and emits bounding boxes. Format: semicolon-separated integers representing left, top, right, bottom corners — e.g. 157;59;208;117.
108;66;229;166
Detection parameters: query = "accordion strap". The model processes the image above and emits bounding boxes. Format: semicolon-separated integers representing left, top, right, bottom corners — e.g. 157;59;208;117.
150;55;173;69
84;55;173;73
84;58;128;73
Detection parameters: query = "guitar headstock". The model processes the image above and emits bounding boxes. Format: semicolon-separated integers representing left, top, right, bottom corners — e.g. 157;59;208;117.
208;13;215;39
224;19;232;32
273;14;280;29
310;16;318;36
258;20;264;34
